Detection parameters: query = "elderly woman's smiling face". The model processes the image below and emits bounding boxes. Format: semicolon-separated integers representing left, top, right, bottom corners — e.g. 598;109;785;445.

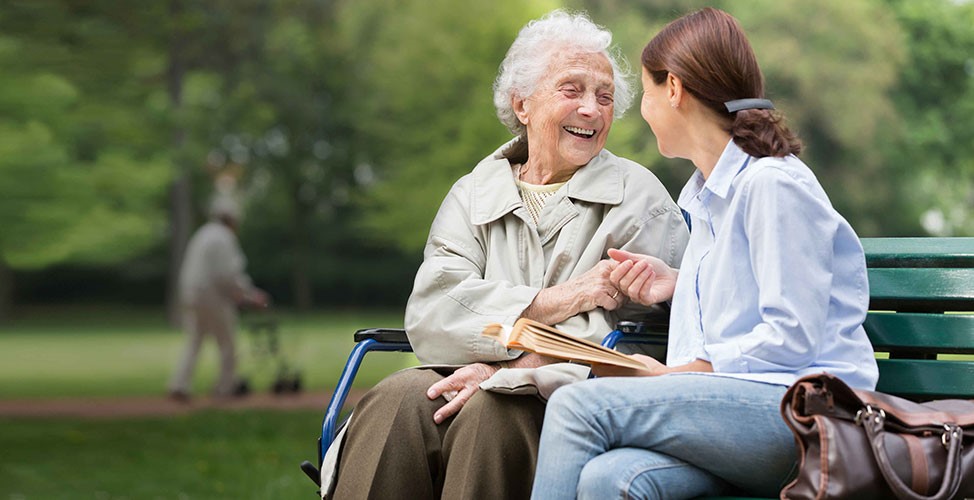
514;50;615;181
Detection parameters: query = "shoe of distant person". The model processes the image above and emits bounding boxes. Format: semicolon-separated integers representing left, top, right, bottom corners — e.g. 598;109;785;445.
212;379;250;400
168;390;191;404
232;379;251;397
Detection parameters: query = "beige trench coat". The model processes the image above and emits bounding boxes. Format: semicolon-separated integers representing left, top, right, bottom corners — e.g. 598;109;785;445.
404;144;689;365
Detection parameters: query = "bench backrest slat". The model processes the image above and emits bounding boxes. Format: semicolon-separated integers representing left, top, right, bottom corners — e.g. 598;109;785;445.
862;237;974;268
864;312;974;353
875;359;974;399
866;268;974;312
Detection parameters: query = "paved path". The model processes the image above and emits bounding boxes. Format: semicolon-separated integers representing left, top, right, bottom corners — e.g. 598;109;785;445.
0;389;366;419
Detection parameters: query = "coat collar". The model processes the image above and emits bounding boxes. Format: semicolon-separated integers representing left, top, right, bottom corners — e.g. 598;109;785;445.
470;143;625;225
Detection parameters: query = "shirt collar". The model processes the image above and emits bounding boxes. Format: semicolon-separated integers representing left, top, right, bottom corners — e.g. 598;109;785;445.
471;143;623;224
677;139;751;208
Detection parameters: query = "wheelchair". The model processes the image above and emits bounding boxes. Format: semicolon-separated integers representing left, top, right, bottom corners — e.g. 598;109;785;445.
299;311;670;494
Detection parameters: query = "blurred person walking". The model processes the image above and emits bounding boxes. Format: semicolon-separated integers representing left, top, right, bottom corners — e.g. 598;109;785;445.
168;195;269;402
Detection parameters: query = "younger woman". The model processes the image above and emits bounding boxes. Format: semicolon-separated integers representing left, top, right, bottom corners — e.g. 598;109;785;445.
530;8;878;499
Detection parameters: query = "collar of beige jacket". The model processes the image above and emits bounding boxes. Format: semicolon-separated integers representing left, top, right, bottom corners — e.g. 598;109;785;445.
471;148;624;225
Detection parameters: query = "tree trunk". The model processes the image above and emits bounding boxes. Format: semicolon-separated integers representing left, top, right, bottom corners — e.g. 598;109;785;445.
292;241;313;311
165;0;193;328
291;184;313;310
167;176;193;326
0;258;12;324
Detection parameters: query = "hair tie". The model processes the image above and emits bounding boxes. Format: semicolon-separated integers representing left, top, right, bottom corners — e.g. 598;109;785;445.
724;98;774;113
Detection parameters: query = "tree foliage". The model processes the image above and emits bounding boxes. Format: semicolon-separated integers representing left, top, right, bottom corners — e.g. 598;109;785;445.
0;2;172;319
575;0;911;235
0;3;171;270
3;0;973;310
344;0;559;252
885;0;974;236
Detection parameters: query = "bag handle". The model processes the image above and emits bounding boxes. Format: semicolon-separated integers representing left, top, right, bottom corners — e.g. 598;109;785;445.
859;405;964;500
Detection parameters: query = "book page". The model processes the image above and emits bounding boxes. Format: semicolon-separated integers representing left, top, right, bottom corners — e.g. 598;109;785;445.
482;318;647;370
482;323;512;345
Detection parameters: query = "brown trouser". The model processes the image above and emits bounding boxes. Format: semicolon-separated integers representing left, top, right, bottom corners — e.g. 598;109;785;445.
333;368;546;500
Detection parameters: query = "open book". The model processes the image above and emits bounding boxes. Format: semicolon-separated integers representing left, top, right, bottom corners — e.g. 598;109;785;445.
482;317;647;370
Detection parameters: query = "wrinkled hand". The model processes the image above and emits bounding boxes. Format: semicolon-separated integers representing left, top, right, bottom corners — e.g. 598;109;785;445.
426;363;498;424
607;249;678;306
569;259;628;312
591;353;664;378
523;260;627;326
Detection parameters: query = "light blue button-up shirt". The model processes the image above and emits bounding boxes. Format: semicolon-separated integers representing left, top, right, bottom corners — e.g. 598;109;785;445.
667;140;878;390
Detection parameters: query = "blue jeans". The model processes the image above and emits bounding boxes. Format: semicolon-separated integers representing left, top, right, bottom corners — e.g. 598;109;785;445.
531;373;796;500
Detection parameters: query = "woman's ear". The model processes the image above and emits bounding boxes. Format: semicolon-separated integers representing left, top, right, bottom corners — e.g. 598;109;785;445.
667;73;684;109
513;94;530;125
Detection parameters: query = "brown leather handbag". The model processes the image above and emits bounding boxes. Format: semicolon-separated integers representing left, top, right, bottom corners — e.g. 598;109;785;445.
779;373;974;500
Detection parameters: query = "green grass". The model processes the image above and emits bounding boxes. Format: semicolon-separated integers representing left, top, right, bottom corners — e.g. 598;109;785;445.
0;410;324;499
0;305;424;498
0;305;419;398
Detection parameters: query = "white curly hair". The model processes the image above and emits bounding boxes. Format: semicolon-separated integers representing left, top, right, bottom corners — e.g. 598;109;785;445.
492;10;634;137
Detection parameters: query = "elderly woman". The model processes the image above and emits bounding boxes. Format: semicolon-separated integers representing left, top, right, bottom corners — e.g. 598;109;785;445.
329;10;688;500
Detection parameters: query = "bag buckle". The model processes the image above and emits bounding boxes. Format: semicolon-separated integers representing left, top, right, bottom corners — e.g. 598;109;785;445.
942;424;962;449
855;405;886;427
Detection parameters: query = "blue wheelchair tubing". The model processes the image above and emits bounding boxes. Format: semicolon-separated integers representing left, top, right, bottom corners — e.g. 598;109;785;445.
318;337;412;464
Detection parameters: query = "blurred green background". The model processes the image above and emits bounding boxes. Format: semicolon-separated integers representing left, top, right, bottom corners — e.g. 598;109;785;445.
1;0;973;497
2;0;973;320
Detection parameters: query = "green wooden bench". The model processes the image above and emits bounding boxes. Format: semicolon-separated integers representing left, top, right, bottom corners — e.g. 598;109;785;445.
304;237;974;497
698;236;974;500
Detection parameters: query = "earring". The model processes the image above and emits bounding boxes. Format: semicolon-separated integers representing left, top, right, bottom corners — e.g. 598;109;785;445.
670;102;678;109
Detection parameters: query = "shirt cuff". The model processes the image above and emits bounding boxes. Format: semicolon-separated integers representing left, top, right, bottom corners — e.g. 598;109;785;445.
472;334;519;361
704;342;749;374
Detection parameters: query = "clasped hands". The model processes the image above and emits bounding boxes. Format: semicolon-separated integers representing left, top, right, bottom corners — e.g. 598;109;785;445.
605;248;677;307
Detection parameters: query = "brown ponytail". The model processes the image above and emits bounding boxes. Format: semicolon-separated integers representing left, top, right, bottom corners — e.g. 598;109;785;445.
731;108;801;157
642;7;801;158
